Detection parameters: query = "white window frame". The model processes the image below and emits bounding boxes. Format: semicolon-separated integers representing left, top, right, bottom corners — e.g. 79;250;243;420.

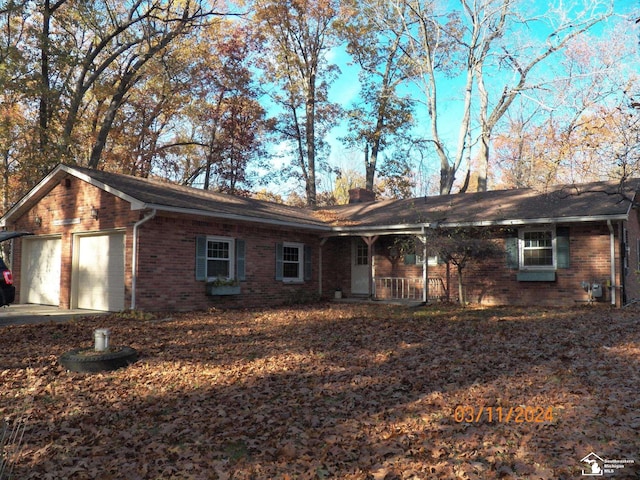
412;254;439;266
519;227;556;270
282;242;304;283
206;236;235;281
354;239;368;266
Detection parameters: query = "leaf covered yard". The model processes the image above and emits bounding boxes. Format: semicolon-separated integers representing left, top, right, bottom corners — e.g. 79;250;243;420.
1;304;639;479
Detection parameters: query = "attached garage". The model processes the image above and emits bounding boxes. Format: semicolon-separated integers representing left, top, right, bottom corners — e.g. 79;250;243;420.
20;236;62;306
73;232;125;311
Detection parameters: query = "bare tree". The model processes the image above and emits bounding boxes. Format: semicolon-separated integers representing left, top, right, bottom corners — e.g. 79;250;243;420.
33;0;227;169
426;227;504;305
394;0;614;194
254;0;341;207
339;0;414;192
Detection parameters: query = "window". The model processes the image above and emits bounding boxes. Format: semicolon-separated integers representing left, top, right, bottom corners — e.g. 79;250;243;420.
195;236;245;282
521;230;554;267
282;242;303;282
355;240;368;266
403;253;439;266
507;227;568;280
207;237;234;279
276;242;312;283
623;228;630;276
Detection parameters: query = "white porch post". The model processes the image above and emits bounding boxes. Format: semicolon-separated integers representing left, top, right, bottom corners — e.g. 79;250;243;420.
362;236;378;299
416;229;428;303
422;234;428;303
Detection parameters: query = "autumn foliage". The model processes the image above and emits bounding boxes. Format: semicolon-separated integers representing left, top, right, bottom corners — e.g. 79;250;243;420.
1;304;639;479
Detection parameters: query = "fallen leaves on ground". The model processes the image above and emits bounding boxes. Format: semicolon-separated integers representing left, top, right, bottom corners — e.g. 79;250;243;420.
1;303;639;479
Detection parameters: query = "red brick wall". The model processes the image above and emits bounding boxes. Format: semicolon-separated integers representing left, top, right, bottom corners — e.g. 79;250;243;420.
134;213;322;311
329;224;627;307
460;223;616;306
7;175;323;311
9;174;138;308
5;172;636;310
321;237;351;295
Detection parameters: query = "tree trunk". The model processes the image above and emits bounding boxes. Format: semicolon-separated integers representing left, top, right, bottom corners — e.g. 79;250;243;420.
88;91;126;168
39;1;50;151
457;264;465;306
305;74;317;207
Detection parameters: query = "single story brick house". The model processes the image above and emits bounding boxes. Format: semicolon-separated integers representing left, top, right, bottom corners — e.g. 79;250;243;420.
1;164;639;311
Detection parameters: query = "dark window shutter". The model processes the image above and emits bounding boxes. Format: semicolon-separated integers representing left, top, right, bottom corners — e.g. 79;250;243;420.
556;227;570;268
304;245;312;281
275;243;283;281
236;239;246;281
505;234;519;269
195;236;207;281
404;254;417;265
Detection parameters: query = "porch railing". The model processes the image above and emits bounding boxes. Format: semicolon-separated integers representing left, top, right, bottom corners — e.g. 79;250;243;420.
374;277;446;302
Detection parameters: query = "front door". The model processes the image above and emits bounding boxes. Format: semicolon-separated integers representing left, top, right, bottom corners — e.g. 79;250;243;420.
351;238;370;295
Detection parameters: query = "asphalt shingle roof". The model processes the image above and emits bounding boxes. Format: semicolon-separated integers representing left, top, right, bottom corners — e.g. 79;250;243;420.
321;179;640;229
70;166;330;230
3;165;637;232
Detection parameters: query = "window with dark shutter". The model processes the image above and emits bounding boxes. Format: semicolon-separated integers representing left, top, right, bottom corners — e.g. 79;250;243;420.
195;236;237;281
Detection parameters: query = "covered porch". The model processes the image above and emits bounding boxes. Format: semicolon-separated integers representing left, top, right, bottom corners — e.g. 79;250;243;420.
320;226;451;303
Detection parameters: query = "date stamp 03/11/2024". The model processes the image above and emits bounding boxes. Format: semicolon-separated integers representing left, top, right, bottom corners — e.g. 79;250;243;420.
453;405;554;424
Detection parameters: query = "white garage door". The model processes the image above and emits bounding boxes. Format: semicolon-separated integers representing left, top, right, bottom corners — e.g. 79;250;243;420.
76;233;125;311
21;237;62;306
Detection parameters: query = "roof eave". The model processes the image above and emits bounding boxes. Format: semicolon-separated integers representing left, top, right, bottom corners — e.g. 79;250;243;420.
65;166;146;208
138;203;332;232
327;223;426;237
327;214;630;235
440;214;629;227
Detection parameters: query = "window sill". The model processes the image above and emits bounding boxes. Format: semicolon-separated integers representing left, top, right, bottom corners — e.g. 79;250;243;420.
517;270;556;282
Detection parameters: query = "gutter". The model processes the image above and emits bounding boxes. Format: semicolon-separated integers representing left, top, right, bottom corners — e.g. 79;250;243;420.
134;203;331;232
328;214;629;237
607;220;616;306
131;209;157;310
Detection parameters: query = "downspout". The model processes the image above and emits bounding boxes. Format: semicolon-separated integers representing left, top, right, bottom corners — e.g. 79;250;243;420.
131;209;156;310
319;238;327;298
607;220;616;306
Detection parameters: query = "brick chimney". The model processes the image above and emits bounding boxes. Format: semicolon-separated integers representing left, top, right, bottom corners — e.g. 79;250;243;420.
348;188;376;204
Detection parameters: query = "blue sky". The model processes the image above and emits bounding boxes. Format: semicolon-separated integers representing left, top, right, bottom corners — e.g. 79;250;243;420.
316;0;640;196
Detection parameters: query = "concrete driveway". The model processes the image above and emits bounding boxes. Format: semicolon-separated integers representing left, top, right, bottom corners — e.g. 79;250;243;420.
0;304;108;327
